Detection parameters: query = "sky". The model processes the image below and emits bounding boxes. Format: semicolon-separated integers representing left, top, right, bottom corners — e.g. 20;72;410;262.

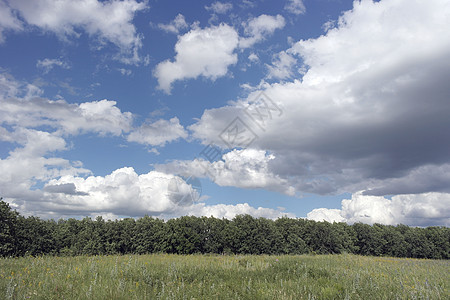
0;0;449;227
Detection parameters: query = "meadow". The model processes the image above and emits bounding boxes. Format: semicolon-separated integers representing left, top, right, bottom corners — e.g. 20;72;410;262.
0;254;448;299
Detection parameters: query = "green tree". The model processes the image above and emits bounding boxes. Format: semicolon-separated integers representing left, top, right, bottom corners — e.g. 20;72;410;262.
163;216;205;254
424;226;450;259
16;216;57;256
134;216;165;254
352;223;386;256
274;217;309;254
201;216;226;254
0;198;19;256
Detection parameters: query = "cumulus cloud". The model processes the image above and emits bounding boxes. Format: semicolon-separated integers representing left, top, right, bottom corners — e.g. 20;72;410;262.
190;0;450;200
185;202;295;220
3;166;290;220
37;167;187;216
239;14;286;48
0;97;133;136
127;117;188;147
0;127;91;205
154;23;239;93
157;14;188;34
155;149;296;196
44;183;89;196
0;73;133;136
307;208;344;224
0;72;133;210
36;58;70;73
284;0;305;15
307;192;450;227
6;0;147;64
0;72;293;220
205;2;233;14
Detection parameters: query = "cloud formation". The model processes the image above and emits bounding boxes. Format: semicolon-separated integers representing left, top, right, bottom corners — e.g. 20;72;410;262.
0;0;22;42
154;23;239;93
0;72;290;220
205;2;233;15
155;149;296;196
4;164;290;220
4;0;147;63
239;14;286;48
190;0;450;196
127;117;188;147
284;0;305;15
157;14;189;34
36;58;70;74
266;51;297;79
186;202;294;220
0;72;131;206
307;192;450;227
186;0;450;225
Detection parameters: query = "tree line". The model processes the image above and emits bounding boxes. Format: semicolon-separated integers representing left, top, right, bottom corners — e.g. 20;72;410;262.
1;199;449;259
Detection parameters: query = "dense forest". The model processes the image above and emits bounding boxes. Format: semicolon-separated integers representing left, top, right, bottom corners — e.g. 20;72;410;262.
1;199;449;259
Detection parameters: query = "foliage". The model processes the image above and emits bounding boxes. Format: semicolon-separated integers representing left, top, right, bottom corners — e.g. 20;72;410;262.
0;199;449;258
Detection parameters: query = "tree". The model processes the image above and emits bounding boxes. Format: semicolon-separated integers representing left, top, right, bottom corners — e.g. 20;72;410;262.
16;216;57;256
424;226;450;259
0;198;19;256
163;216;204;254
352;223;386;256
134;216;165;254
275;217;305;254
201;216;226;254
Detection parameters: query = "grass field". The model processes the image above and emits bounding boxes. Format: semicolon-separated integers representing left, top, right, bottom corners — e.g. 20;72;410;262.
0;254;448;299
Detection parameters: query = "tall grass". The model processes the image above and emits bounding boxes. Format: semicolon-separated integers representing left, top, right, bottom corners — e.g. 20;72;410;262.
1;254;448;299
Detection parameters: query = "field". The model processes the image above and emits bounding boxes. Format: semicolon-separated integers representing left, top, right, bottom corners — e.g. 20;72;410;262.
0;254;448;299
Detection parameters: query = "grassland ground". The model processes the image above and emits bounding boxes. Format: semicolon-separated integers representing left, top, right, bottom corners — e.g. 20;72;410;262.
0;254;448;299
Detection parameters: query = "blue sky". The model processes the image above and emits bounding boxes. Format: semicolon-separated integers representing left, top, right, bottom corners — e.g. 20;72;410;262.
0;0;449;226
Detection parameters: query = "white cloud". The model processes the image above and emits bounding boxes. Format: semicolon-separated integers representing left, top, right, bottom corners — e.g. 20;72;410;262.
205;2;233;14
1;97;133;136
239;14;286;48
186;202;295;220
307;208;344;223
266;51;297;79
188;0;450;226
7;0;147;64
38;167;189;216
155;149;296;196
36;58;70;73
118;68;132;76
154;23;239;93
0;127;90;204
127;117;188;147
0;74;133;135
157;13;188;34
0;0;22;42
154;14;286;92
0;72;133;209
248;53;259;63
190;0;450;196
284;0;305;15
0;71;294;221
307;192;450;227
5;165;291;219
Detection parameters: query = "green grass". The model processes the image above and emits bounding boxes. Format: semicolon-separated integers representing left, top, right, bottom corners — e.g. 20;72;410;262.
0;254;448;299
